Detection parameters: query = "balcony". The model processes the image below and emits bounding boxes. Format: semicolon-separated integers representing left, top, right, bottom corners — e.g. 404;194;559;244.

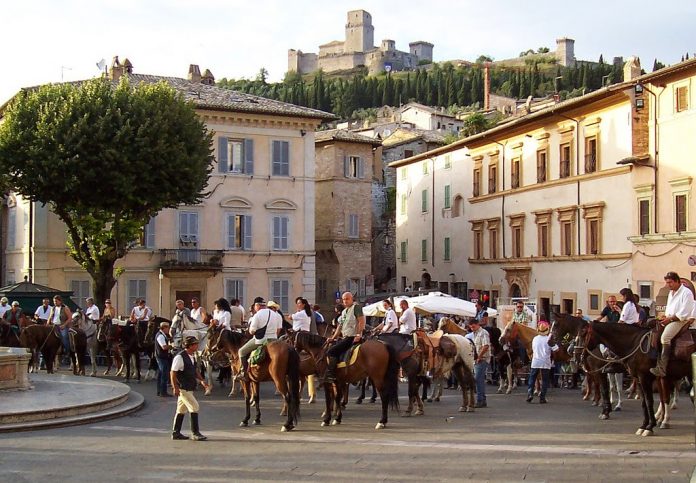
584;153;597;173
159;249;223;271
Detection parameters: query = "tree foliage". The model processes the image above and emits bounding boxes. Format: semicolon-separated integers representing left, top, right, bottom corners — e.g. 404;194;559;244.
0;78;213;306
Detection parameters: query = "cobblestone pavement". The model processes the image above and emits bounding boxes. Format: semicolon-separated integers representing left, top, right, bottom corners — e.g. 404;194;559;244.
1;376;694;482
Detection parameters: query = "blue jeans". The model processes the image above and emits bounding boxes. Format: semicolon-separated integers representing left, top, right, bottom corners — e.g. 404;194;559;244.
527;367;550;399
156;357;172;395
60;326;70;353
474;361;489;403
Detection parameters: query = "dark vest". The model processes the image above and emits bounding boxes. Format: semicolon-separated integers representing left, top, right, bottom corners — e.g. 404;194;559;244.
177;352;197;391
155;330;172;360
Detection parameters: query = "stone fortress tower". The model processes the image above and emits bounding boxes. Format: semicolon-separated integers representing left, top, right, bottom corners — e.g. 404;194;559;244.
555;37;576;67
288;10;433;75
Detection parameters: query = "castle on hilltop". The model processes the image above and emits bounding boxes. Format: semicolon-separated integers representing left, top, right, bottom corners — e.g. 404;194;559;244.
288;10;433;75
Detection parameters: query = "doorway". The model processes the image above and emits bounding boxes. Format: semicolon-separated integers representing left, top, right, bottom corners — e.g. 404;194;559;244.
176;291;201;310
510;283;522;298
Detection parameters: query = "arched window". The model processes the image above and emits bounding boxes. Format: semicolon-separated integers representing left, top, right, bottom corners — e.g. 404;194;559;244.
452;195;464;218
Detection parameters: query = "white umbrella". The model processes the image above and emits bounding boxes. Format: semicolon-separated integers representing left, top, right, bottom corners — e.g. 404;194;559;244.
362;291;452;317
413;296;498;318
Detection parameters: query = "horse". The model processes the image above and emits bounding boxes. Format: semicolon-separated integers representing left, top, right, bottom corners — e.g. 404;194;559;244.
294;331;399;430
436;319;479;411
0;318;25;348
217;330;301;432
205;325;243;398
19;323;86;375
577;320;693;435
96;317;123;375
71;309;98;376
113;317;156;382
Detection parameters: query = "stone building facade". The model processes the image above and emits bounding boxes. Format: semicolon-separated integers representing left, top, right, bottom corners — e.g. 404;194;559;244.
314;130;382;306
289;10;433;75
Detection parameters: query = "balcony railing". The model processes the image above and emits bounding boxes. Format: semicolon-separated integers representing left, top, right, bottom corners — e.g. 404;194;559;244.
159;249;223;270
584;153;597;173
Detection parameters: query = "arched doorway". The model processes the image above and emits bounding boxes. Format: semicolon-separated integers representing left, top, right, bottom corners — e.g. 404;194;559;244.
510;283;522;298
421;272;432;290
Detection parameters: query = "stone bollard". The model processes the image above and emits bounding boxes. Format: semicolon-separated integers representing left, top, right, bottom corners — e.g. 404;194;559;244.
0;346;32;391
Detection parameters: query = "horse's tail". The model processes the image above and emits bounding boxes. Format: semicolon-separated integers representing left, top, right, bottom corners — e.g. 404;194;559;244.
286;346;301;426
382;344;400;412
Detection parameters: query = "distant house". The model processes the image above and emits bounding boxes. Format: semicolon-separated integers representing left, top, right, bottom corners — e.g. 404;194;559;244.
399;103;463;134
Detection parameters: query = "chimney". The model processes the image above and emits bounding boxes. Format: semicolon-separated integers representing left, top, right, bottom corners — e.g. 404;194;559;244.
201;69;215;86
483;62;491;110
109;56;124;81
122;58;133;74
623;56;641;82
188;64;202;83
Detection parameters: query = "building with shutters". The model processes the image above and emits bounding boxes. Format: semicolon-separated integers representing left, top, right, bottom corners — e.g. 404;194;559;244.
1;57;334;315
314;129;382;306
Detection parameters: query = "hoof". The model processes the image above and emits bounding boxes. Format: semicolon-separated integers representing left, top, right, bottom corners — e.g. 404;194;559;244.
414;409;424;416
614;406;621;412
434;397;440;402
239;421;248;427
641;429;653;437
355;399;363;405
660;422;670;429
321;421;329;427
497;389;503;394
599;414;609;420
375;422;385;430
506;389;512;395
591;401;599;407
582;395;589;401
635;428;644;436
466;407;474;413
331;419;339;426
204;387;212;396
281;425;292;432
458;406;466;412
401;412;412;418
308;397;315;404
426;398;433;403
253;420;261;426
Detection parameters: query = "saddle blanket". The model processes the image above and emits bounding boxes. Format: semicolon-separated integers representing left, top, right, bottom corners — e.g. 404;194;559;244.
337;344;361;369
250;342;268;366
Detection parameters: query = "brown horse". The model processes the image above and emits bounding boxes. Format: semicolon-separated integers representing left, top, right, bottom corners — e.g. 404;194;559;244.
294;332;400;430
218;330;301;432
96;318;123;375
19;324;87;375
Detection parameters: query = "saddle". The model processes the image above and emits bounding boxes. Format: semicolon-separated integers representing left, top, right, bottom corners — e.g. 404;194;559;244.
337;344;361;369
376;333;415;363
414;329;457;376
651;323;696;362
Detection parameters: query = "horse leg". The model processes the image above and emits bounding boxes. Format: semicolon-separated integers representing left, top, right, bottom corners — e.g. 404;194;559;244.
403;378;414;416
637;374;657;436
332;384;343;426
659;379;672;429
598;372;611;420
204;362;213;396
369;379;377;403
506;364;514;394
613;373;623;411
670;383;679;410
376;379;388;430
321;383;332;426
414;377;424;416
240;383;251;427
356;378;366;404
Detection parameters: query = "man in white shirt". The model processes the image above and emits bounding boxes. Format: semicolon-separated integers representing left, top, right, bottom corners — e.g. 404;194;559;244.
526;321;559;404
170;335;209;441
85;297;100;322
470;319;490;408
237;298;283;380
83;297;100;376
398;300;417;334
130;299;153;336
651;271;695;377
0;297;10;318
34;298;52;324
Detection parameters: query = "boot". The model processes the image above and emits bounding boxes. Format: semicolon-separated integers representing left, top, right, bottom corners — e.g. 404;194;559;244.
171;414;189;440
649;343;670;377
321;357;338;384
190;413;207;441
237;357;249;381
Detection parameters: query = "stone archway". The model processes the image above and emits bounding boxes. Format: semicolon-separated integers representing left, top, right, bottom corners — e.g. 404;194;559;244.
421;272;432;289
510;283;522;298
502;266;531;298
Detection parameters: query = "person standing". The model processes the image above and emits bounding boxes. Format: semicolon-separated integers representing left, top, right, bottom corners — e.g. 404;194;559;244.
526;321;559;404
373;300;398;334
48;295;72;363
650;271;695;377
34;298;52;324
598;296;621;323
237;299;283;380
155;321;173;397
398;299;417;334
469;318;490;408
0;297;10;318
170;336;209;441
618;288;639;325
322;292;365;384
190;297;208;325
229;298;244;329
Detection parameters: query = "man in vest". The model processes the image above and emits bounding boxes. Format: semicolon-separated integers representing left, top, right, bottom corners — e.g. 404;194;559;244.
155;321;173;397
48;295;72;363
322;292;365;384
170;335;209;441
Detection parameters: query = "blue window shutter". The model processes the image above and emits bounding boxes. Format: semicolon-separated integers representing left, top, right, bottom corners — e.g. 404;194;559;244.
282;217;289;249
244;139;254;174
344;156;350;177
358;157;365;179
218;137;228;173
179;212;188;243
244;215;252;250
227;214;235;249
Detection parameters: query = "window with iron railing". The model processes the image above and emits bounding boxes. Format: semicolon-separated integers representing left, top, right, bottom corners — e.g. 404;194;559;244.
488;165;497;194
585;137;597;173
473;168;481;197
560;143;571;178
639;199;650;235
536;150;547;183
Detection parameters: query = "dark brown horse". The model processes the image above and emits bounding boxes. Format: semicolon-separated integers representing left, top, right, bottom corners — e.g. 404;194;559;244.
294;332;400;430
95;318;123;375
19;324;86;375
218;330;301;432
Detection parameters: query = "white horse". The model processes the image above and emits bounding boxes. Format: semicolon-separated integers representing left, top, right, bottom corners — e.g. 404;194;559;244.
72;309;98;377
170;311;213;393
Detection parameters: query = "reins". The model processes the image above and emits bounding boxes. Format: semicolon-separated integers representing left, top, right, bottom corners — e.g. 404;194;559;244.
580;328;651;373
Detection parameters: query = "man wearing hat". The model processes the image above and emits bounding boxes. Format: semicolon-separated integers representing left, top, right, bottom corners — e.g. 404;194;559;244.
0;297;10;318
237;298;283;380
526;320;559;404
469;318;490;408
155;321;173;397
170;335;209;441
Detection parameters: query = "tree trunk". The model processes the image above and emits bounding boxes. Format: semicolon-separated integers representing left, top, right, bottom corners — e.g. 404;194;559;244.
91;258;117;315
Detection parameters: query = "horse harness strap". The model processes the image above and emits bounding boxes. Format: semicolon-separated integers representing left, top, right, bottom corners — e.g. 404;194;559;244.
581;331;651;373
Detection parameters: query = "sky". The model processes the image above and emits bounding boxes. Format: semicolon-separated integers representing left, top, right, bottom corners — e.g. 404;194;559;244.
1;0;695;104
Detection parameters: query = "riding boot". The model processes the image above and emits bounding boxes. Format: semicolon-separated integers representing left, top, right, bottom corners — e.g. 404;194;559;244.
649;343;670;377
190;413;207;441
237;356;249;381
171;413;189;440
322;356;338;384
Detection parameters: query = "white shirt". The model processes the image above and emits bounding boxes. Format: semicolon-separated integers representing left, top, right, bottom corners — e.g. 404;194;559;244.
52;306;64;324
689;302;696;328
0;304;9;318
619;301;639;325
531;334;558;369
399;307;417;334
156;332;169;349
85;305;100;321
382;309;399;333
249;308;283;343
35;305;52;320
472;327;491;363
213;309;231;330
291;311;311;332
171;351;195;372
665;284;695;321
191;307;203;323
132;305;152;321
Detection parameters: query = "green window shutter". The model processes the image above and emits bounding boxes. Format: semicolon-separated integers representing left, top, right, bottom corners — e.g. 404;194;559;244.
444;237;451;261
218;137;228;173
444;185;451;209
421;239;427;261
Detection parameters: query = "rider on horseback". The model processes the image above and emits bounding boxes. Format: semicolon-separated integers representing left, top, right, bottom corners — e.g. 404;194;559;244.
237;298;283;380
650;271;695;377
48;295;72;359
321;292;365;384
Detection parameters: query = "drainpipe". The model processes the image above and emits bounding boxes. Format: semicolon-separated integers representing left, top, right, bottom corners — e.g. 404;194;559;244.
431;157;435;268
492;140;507;258
28;201;34;282
555;113;581;253
640;85;664;233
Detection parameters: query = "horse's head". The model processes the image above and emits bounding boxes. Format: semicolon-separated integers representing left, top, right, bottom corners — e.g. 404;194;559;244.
499;320;517;345
294;331;326;354
145;317;162;341
438;317;452;332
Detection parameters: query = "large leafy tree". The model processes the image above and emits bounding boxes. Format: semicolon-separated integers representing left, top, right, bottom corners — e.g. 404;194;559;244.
0;77;213;307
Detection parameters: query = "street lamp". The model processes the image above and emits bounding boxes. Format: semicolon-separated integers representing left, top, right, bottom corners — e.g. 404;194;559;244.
158;268;164;315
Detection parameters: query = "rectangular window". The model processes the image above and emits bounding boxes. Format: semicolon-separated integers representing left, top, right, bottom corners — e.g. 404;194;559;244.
536;150;547;183
272;140;290;176
560;143;571;178
488;164;497;194
400;240;408;262
474;230;483;260
561;221;573;256
676;86;689;113
512;226;522;258
7;207;16;250
675;194;687;232
539;223;549;257
421;239;428;262
422;162;429;175
179;211;199;260
588;291;601;312
272;216;289;250
404;149;414;158
444;155;452;169
473;168;481;197
271;279;289;313
218;137;254;174
127;279;147;311
70;280;91;309
638;282;652;300
141;217;156;248
344;156;365;178
401;166;408;180
444;185;451;209
400;194;408;215
225;279;245;307
639;199;650;235
585;137;597;173
444;237;451;261
348;214;359;238
227;214;252;250
421;189;428;212
511;157;521;189
588;219;600;255
317;279;327;302
489;229;498;259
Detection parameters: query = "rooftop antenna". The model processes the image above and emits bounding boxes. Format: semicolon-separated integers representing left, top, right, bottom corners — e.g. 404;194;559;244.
60;66;72;82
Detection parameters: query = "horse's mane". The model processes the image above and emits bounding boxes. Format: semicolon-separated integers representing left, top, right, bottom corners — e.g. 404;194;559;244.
223;330;247;345
296;331;326;349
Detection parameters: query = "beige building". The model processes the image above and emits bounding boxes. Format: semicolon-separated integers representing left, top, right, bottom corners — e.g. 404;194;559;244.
2;58;334;315
392;64;650;318
314;129;382;306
